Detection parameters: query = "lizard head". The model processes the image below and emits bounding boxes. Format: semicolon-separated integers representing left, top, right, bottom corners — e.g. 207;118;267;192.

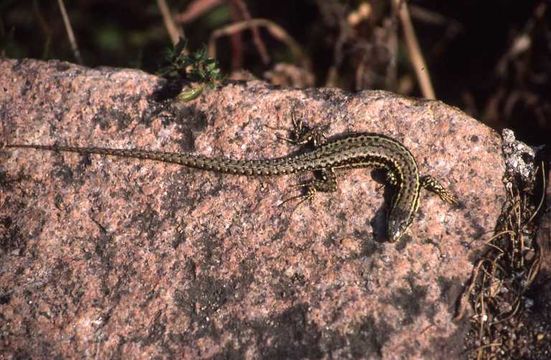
387;208;413;242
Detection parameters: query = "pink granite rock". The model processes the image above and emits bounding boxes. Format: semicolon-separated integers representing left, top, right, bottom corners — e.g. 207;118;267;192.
0;59;505;359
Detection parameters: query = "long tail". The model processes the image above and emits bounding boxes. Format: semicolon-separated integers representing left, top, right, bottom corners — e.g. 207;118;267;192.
6;143;193;164
5;143;299;176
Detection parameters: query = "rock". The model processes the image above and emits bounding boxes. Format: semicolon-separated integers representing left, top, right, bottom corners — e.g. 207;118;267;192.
0;59;505;358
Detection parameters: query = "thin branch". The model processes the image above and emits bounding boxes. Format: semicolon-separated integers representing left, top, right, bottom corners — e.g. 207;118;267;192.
208;18;310;70
57;0;82;64
230;0;270;65
157;0;185;45
174;0;223;23
392;0;435;99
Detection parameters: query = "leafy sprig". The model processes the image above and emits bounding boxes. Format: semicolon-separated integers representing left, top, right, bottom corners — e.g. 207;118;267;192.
158;38;222;84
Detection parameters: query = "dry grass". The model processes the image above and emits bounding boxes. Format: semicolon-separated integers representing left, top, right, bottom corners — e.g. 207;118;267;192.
457;162;546;359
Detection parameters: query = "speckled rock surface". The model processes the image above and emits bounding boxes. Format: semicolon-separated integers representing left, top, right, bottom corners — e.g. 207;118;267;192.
1;59;505;359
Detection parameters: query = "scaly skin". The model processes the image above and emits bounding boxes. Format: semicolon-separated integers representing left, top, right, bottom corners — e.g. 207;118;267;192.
6;132;457;241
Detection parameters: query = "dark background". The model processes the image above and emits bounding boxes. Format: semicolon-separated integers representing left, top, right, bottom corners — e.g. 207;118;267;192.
1;0;549;145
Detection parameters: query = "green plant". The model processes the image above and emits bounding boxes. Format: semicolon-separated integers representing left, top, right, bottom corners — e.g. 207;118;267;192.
158;38;222;101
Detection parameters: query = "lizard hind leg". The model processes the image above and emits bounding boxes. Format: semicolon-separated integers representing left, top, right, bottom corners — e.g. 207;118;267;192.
420;175;458;205
278;169;338;213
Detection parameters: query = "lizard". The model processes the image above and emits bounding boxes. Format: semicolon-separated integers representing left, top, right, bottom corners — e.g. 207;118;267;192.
4;117;457;242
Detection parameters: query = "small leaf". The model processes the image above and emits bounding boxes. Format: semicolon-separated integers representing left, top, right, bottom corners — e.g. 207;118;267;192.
177;85;205;102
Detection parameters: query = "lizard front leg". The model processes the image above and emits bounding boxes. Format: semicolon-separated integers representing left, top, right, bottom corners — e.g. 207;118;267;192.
420;175;457;204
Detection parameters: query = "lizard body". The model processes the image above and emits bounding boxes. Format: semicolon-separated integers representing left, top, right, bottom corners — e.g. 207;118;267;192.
6;132;456;241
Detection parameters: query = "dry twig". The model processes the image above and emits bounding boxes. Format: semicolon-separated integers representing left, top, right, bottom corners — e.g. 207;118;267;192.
208;18;310;70
391;0;435;99
230;0;270;65
57;0;82;64
157;0;185;45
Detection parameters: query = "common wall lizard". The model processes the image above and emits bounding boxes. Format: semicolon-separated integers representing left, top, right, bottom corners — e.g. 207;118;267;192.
5;127;456;242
